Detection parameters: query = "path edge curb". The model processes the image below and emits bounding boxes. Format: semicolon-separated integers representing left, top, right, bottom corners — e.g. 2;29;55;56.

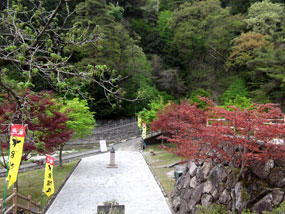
41;159;82;213
140;150;175;214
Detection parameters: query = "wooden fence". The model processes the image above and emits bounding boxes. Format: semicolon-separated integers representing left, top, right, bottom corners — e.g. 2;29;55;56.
0;188;41;214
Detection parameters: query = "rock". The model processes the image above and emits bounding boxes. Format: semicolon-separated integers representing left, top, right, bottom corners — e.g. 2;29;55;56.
177;176;184;190
275;159;285;168
189;161;198;177
182;187;193;200
235;182;247;211
250;160;274;179
203;181;215;194
190;177;198;189
178;200;188;214
184;173;191;188
212;189;219;200
268;167;285;188
196;162;212;183
192;183;204;204
188;199;197;211
251;194;273;214
209;164;228;187
201;194;213;207
219;189;231;205
172;197;181;212
272;189;284;206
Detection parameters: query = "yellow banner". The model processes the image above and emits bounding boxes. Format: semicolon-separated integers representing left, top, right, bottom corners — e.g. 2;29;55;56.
8;136;25;189
43;156;55;197
7;125;26;189
142;122;146;139
138;115;142;128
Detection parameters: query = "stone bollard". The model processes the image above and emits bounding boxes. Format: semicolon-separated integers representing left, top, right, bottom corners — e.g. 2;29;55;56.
107;147;118;168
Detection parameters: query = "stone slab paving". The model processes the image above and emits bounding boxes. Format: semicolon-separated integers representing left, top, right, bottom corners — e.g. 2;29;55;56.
46;150;172;214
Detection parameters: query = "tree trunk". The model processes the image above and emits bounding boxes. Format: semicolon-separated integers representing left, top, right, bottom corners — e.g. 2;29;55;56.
231;188;236;214
59;144;64;167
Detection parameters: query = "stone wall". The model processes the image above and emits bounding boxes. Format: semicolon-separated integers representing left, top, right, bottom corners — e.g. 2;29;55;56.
171;160;285;214
66;118;139;147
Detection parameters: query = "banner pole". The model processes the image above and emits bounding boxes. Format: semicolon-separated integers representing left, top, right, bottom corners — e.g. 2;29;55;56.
3;142;10;213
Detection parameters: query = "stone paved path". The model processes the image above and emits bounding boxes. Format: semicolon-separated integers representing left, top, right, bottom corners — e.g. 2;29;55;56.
46;139;172;214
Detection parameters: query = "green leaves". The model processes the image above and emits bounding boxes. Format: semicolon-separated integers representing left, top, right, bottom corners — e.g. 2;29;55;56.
60;98;96;140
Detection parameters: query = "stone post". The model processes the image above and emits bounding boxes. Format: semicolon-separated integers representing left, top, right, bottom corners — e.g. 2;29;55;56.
107;147;118;168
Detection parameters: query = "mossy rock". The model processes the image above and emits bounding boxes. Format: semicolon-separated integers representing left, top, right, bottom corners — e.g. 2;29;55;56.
268;167;285;188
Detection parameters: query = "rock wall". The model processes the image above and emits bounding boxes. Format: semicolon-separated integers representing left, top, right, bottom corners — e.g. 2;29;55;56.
171;160;285;214
66;118;139;147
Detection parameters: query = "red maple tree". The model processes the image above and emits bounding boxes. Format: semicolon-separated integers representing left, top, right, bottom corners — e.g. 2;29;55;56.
0;90;73;168
151;99;285;213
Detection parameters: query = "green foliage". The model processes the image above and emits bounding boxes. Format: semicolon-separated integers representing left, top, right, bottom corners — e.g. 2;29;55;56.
190;88;210;109
130;18;162;53
157;10;173;47
108;3;124;21
221;78;249;104
226;32;272;73
247;45;285;108
245;0;284;35
241;209;255;214
138;96;167;127
60;98;96;139
166;0;245;92
224;95;252;110
196;203;227;214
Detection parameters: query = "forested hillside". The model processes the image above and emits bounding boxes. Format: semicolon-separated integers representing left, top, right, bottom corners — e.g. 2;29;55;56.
0;0;284;119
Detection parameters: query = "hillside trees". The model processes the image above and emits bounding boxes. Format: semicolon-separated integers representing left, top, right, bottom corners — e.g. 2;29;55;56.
71;0;160;117
166;0;244;94
151;100;285;213
245;0;284;36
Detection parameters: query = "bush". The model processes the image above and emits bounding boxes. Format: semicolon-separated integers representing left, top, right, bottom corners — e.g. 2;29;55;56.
196;204;227;214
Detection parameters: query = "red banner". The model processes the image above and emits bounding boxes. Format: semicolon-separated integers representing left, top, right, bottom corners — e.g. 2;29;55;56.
46;156;54;166
10;125;26;137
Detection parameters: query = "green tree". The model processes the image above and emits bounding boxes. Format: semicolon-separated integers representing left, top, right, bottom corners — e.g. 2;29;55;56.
157;10;173;48
138;96;166;127
0;0;123;114
167;0;244;93
190;88;210;109
226;32;273;75
245;0;284;36
59;98;96;166
220;78;249;104
71;0;160;117
248;46;285;110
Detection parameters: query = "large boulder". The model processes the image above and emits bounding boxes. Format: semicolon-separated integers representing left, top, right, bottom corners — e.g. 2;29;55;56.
251;194;273;214
209;164;228;187
188;162;198;177
196;162;212;183
272;189;284;206
250;160;274;179
218;189;231;205
268;167;285;188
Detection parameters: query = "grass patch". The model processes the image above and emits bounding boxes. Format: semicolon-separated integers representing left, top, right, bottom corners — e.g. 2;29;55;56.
0;160;78;208
143;143;183;197
153;168;176;196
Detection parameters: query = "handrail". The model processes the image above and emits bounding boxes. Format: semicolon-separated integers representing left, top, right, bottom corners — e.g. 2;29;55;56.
0;188;40;214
